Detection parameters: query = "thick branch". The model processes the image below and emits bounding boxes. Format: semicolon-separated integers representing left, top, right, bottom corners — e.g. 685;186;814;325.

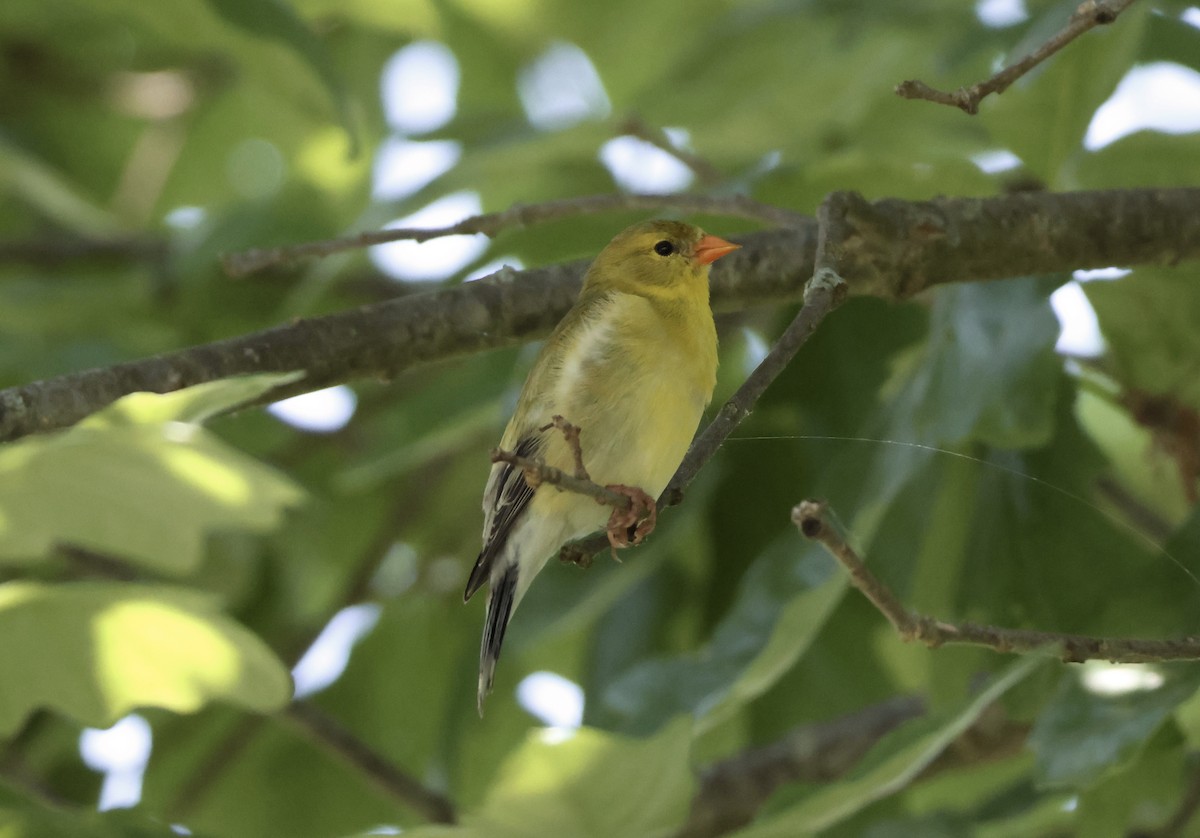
896;0;1138;114
3;188;1199;443
793;499;1200;664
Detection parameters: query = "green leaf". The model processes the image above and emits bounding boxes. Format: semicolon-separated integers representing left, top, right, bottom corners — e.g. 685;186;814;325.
0;378;304;572
86;371;306;426
1139;10;1200;73
317;596;470;789
470;717;694;837
203;0;357;148
0;136;118;236
886;278;1062;449
975;792;1078;838
0;582;291;733
1074;384;1192;526
1076;723;1186;837
980;1;1148;183
733;654;1046;836
1029;661;1200;789
142;706;412;837
949;387;1200;640
595;538;846;736
1075;130;1200;189
905;752;1035;820
1084;268;1200;411
0;781;202;837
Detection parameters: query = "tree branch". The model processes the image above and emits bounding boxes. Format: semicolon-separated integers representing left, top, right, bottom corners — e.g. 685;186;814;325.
222;192;801;277
283;702;457;825
895;0;1138;114
0;234;168;268
677;696;925;837
170;488;451;821
792;499;1200;663
615;116;726;186
674;194;853;492
679;691;1031;837
491;446;632;511
3;188;1199;444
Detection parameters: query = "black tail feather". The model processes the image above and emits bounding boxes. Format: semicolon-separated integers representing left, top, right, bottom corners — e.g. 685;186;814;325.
463;551;490;603
477;564;518;715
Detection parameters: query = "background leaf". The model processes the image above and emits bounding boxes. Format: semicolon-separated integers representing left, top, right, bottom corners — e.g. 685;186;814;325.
0;379;305;573
0;582;291;734
1030;662;1200;790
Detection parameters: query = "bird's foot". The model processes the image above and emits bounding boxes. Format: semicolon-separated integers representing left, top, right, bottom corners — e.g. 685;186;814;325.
603;484;657;560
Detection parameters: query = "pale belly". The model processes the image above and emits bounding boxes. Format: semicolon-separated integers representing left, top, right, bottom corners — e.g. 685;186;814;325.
528;363;705;573
529;290;715;539
557;349;707;497
504;293;716;602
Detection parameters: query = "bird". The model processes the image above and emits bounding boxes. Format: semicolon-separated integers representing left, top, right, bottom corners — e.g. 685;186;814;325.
463;219;740;713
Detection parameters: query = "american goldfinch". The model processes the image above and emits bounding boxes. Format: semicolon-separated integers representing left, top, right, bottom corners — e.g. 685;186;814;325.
464;219;739;711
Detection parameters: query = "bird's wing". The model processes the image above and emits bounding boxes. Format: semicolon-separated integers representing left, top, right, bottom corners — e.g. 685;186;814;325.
463;429;544;602
463;291;613;603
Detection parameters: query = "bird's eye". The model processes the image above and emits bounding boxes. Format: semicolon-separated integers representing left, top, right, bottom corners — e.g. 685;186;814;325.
653;240;674;256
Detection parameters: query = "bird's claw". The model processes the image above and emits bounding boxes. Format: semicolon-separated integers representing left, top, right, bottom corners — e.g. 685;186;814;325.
603;484;657;560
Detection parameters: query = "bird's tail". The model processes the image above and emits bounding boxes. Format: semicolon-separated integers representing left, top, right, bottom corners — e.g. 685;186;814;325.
477;564;519;715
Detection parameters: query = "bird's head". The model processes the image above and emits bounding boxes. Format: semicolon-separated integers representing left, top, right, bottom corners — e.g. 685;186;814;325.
582;220;740;304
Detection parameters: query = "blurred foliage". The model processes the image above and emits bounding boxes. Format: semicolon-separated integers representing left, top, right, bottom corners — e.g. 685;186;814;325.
1;0;1200;835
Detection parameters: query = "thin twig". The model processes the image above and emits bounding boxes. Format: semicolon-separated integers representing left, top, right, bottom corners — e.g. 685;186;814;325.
1095;475;1175;544
284;702;457;824
0;235;167;268
490;447;630;511
495;427;658;564
171;488;449;820
540;415;590;481
0;712;71;810
222;192;803;277
792;499;1200;664
671;194;852;489
169;716;263;819
616;115;725;186
55;544;140;581
895;0;1139;114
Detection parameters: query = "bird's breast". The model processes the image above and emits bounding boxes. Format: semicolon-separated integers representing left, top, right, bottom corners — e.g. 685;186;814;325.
547;292;717;497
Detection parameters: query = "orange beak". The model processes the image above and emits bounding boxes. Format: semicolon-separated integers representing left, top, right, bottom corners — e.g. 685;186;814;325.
693;234;741;266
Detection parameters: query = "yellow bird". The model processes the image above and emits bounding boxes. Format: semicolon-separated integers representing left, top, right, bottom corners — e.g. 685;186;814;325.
464;219;740;711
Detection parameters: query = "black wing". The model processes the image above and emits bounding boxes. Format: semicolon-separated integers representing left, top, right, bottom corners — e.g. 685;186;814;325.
463;434;541;602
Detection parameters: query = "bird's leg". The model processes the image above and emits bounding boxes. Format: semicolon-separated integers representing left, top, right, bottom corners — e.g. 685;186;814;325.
536;416;657;561
602;484;657;559
540;415;590;481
